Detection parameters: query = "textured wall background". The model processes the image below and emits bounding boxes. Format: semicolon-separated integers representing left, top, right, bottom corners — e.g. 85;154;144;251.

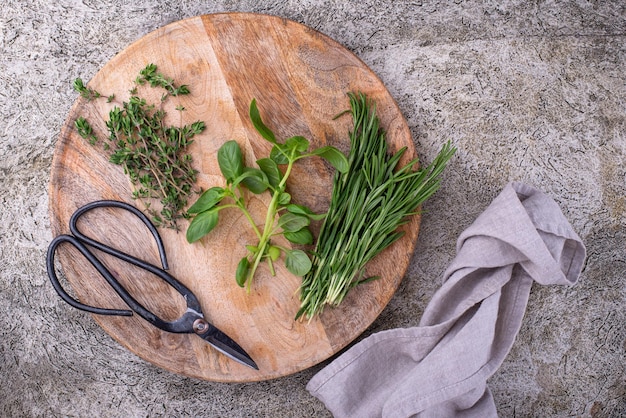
1;1;624;417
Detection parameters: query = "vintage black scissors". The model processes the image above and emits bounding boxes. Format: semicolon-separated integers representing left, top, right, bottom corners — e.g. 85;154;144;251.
46;200;258;370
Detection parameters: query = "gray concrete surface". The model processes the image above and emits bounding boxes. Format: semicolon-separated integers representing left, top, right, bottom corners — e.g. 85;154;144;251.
1;1;625;417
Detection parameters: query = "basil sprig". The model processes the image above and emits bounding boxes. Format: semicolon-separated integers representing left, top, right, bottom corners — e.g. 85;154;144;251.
186;99;348;290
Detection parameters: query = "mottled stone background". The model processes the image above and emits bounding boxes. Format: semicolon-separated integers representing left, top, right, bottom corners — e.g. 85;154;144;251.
1;1;624;416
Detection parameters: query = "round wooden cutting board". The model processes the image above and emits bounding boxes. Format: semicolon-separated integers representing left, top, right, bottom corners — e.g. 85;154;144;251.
49;13;420;382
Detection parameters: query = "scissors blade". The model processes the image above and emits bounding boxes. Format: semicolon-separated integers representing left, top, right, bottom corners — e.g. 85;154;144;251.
196;323;258;370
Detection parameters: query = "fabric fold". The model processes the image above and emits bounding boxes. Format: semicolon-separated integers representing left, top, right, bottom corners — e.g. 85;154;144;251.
307;182;586;417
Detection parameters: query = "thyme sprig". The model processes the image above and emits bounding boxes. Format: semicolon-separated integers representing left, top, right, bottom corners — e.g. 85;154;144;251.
135;63;190;97
73;64;205;229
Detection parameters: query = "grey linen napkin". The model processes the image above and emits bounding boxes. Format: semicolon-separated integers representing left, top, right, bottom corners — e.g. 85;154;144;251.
307;182;586;418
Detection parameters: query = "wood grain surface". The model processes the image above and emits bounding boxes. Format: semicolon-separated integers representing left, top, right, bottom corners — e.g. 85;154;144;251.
49;13;420;382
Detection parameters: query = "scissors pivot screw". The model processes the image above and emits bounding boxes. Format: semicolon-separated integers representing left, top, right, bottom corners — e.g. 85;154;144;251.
193;318;209;334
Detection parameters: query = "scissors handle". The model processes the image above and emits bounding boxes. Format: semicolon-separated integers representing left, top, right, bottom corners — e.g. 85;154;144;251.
47;234;133;317
69;200;169;269
46;200;203;334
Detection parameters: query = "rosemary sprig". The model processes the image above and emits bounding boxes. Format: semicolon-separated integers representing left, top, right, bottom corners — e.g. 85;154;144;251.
73;64;205;229
296;92;456;320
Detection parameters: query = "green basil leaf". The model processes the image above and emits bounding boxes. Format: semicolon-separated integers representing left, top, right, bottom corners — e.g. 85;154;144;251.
249;98;276;144
187;187;224;214
218;140;244;183
232;167;266;189
285;249;312;276
277;192;291;206
286;204;326;221
186;209;219;243
240;167;269;194
284;227;313;245
278;212;310;232
310;145;349;173
267;245;281;262
257;158;282;188
270;144;289;165
235;257;250;287
285;136;309;153
285;203;313;215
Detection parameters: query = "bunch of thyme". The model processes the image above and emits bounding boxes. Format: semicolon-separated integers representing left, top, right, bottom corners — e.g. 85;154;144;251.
73;64;205;229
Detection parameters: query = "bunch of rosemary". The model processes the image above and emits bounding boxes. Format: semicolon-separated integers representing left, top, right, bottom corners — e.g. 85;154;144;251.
73;64;205;229
296;93;456;320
